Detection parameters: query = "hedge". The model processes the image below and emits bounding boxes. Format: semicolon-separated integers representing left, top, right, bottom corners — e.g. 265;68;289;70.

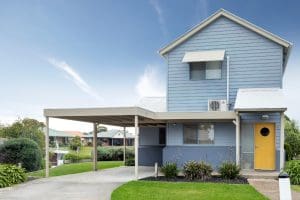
0;138;42;172
97;147;134;161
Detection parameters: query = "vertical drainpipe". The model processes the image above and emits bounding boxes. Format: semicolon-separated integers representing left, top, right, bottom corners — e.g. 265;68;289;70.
227;56;230;110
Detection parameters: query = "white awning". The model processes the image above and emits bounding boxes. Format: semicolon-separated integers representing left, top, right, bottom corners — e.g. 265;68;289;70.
182;50;225;63
234;88;286;112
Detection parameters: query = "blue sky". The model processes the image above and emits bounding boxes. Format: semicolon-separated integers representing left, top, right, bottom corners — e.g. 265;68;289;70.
0;0;299;131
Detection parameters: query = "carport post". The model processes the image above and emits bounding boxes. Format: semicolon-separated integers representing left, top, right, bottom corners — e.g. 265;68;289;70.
93;122;98;171
123;127;126;164
134;115;139;180
45;117;49;178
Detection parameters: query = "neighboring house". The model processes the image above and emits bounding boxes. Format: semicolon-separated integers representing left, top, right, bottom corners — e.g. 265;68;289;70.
83;129;135;146
48;128;84;146
44;9;292;177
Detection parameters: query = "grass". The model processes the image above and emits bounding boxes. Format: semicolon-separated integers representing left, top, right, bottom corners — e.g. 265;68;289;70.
292;185;300;192
111;181;267;200
50;146;93;158
28;161;123;178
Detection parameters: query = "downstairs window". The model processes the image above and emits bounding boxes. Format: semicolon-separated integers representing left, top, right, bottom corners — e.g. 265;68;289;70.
183;124;214;144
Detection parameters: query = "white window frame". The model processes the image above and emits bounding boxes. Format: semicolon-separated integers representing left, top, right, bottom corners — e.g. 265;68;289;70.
189;61;222;80
183;123;215;145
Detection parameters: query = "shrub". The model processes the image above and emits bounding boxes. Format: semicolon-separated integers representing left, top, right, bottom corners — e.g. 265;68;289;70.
161;162;178;179
285;160;300;185
183;160;212;180
0;138;42;172
64;153;80;163
125;158;135;166
219;162;241;179
97;147;134;161
0;164;26;188
69;136;81;151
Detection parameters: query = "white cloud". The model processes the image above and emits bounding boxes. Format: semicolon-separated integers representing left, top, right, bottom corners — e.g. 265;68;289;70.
283;57;300;123
149;0;168;37
135;65;165;98
47;57;102;101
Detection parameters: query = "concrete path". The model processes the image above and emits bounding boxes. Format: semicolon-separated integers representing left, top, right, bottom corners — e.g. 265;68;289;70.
248;179;300;200
0;166;154;200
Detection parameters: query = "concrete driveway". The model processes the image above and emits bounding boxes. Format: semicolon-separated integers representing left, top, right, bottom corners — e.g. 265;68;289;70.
0;166;154;200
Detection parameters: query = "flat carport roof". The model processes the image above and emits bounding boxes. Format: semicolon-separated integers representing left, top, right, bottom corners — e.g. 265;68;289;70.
44;106;237;127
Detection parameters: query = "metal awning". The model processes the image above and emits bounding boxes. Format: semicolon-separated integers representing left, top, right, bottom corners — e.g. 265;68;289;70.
234;88;286;112
44;106;236;127
182;50;225;63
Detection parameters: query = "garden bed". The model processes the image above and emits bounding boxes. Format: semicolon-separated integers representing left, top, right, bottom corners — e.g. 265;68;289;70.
141;175;248;184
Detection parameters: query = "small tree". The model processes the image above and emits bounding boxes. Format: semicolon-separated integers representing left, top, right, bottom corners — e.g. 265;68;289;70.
97;125;107;133
284;115;300;160
69;136;81;151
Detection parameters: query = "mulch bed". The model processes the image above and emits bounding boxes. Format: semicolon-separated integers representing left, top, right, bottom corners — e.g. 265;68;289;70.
140;175;248;184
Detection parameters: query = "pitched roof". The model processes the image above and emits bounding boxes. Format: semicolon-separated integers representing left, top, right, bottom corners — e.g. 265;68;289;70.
83;129;135;138
158;9;292;68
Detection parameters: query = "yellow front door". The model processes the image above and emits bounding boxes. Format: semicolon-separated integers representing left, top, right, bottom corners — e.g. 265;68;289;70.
254;123;275;170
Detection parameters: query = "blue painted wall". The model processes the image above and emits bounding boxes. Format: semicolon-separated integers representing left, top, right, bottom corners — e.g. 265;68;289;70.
163;146;235;169
166;122;235;146
166;16;283;112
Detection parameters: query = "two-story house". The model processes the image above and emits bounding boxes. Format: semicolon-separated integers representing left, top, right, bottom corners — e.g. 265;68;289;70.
44;9;292;178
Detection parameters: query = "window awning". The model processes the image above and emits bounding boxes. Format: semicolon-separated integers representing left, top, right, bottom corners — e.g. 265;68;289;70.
182;50;225;63
234;88;286;112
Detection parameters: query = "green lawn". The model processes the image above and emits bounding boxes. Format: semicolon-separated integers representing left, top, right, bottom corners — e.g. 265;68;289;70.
50;146;93;157
292;185;300;192
28;161;123;178
111;181;267;200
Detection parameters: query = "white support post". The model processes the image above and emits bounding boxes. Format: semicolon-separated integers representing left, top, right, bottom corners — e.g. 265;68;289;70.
123;127;126;164
45;117;49;178
93;123;98;171
280;112;285;170
235;112;240;166
134;115;139;180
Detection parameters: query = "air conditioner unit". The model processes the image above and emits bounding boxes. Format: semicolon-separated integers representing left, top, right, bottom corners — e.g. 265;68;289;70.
208;100;227;111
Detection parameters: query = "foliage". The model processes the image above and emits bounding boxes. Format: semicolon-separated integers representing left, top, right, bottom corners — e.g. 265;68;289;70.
0;138;42;172
219;162;241;179
97;147;134;161
285;160;300;185
161;162;178;179
111;181;268;200
125;158;135;166
0;164;26;188
64;153;91;163
284;116;300;160
183;160;212;180
97;125;107;133
28;161;123;178
0;118;45;150
69;136;81;151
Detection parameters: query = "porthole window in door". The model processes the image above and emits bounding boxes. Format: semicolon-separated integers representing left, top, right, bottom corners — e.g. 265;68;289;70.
260;127;270;136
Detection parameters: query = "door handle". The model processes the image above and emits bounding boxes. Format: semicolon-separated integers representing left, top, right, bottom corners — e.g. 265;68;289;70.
255;145;259;148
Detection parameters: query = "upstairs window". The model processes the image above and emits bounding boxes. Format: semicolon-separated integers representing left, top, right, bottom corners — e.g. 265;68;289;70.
190;61;221;80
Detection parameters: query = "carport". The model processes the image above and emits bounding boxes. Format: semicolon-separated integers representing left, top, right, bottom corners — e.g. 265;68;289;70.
44;107;166;179
44;107;236;179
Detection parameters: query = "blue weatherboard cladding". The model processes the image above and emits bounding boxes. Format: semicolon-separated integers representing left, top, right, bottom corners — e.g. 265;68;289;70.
163;122;236;169
138;16;284;170
167;16;283;112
